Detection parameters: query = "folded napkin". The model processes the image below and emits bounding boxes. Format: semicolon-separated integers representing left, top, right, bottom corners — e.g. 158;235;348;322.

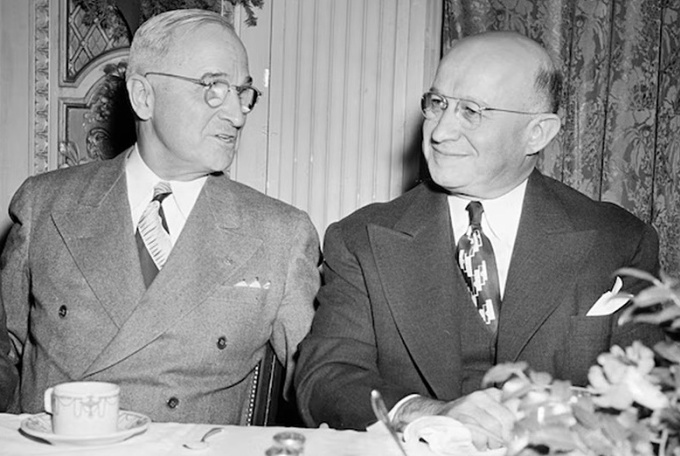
402;416;507;456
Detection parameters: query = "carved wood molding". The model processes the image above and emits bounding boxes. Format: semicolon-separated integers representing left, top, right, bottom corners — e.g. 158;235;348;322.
33;0;50;174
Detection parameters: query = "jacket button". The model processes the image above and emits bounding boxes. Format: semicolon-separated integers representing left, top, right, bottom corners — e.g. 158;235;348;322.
216;336;227;350
167;397;179;409
58;306;67;318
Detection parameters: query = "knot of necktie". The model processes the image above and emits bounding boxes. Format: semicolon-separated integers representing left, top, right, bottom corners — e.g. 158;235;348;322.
152;181;172;204
466;200;484;229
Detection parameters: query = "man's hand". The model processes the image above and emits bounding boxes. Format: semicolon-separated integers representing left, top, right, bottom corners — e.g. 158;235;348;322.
392;388;514;450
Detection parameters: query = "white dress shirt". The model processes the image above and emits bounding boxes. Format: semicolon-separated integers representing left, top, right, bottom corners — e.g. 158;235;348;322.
126;146;207;245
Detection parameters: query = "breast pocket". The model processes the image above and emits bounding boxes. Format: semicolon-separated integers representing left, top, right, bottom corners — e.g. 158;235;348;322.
565;315;613;385
218;284;269;305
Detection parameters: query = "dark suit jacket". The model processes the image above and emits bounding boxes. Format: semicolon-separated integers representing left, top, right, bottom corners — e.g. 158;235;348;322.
294;169;662;429
1;149;320;424
0;304;17;411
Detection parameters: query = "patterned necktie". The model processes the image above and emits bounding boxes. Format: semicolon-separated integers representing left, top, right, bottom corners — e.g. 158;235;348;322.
136;181;172;288
456;201;502;333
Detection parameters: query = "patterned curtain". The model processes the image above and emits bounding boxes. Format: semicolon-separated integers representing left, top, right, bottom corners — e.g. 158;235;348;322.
442;0;680;276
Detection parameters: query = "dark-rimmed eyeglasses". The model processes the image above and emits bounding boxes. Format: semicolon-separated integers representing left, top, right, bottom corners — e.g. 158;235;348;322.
421;91;547;130
145;72;261;113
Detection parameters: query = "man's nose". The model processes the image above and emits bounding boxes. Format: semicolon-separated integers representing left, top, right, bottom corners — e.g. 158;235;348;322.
216;90;246;128
430;104;463;143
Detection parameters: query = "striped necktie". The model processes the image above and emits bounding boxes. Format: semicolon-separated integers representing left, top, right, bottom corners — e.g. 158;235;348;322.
136;181;172;288
456;201;502;333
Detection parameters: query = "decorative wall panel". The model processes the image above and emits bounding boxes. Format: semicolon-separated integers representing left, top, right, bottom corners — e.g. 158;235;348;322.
33;0;50;174
64;1;129;82
57;0;132;168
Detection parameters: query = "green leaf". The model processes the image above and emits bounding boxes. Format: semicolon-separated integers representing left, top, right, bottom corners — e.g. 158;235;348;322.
655;341;680;364
527;426;580;452
660;270;680;286
575;425;615;456
501;378;534;402
618;306;637;325
482;362;528;386
649;366;675;388
626;306;680;325
528;370;553;386
658;406;680;431
632;286;678;306
572;402;600;430
599;414;628;442
614;268;662;286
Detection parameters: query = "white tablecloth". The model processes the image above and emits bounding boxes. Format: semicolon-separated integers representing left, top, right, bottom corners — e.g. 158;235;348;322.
0;413;434;456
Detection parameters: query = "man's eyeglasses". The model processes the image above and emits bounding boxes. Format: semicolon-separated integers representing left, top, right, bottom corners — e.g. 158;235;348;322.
420;91;546;130
145;72;261;113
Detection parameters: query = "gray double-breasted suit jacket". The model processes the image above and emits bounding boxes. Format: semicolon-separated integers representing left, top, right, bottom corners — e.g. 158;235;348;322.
1;149;320;424
294;169;663;429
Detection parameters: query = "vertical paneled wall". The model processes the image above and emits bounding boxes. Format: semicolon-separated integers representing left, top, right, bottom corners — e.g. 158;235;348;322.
265;0;441;238
0;0;31;236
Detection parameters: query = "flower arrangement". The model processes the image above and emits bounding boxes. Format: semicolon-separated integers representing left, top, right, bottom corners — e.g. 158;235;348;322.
483;268;680;456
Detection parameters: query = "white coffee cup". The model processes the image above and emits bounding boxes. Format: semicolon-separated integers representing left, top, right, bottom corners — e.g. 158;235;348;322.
44;381;120;436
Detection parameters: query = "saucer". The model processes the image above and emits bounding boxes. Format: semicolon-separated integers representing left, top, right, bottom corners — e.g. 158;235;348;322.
20;410;151;446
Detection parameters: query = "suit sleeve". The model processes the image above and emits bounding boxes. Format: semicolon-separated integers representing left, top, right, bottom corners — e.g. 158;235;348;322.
0;178;34;411
0;299;18;411
270;213;320;399
294;222;414;430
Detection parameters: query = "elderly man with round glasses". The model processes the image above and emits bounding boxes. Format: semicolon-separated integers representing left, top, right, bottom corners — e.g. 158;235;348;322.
0;8;320;424
294;30;662;449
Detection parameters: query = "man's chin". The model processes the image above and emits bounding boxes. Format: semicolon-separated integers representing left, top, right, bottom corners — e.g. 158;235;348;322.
428;171;468;194
208;150;236;173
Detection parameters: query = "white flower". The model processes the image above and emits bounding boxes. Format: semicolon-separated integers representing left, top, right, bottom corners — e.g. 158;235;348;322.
588;343;668;411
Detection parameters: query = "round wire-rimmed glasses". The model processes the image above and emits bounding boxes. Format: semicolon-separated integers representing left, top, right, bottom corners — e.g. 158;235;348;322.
421;91;547;130
145;71;261;113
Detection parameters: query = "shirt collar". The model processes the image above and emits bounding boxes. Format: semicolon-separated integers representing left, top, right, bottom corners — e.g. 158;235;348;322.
448;179;528;243
126;145;207;219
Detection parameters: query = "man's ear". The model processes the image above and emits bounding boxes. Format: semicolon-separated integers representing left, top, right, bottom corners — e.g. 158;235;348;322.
126;75;154;121
526;113;561;155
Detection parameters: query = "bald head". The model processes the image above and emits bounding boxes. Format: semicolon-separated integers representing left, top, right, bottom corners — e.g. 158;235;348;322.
439;31;561;113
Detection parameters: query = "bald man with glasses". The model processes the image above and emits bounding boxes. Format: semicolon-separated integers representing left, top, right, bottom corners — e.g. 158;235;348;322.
294;31;662;449
1;9;319;424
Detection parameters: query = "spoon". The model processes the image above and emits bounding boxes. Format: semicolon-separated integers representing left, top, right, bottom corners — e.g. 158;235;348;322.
183;427;224;450
370;389;409;456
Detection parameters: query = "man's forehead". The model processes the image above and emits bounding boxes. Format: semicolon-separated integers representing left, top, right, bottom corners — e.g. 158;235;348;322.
165;27;249;78
434;38;538;96
172;28;241;53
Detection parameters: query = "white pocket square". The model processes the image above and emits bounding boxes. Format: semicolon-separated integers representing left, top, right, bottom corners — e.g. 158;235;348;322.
234;278;270;289
586;276;634;316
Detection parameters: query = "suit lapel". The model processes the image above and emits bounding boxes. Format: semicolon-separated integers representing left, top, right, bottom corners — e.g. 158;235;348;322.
369;185;465;399
496;171;596;362
51;152;146;330
83;174;262;377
